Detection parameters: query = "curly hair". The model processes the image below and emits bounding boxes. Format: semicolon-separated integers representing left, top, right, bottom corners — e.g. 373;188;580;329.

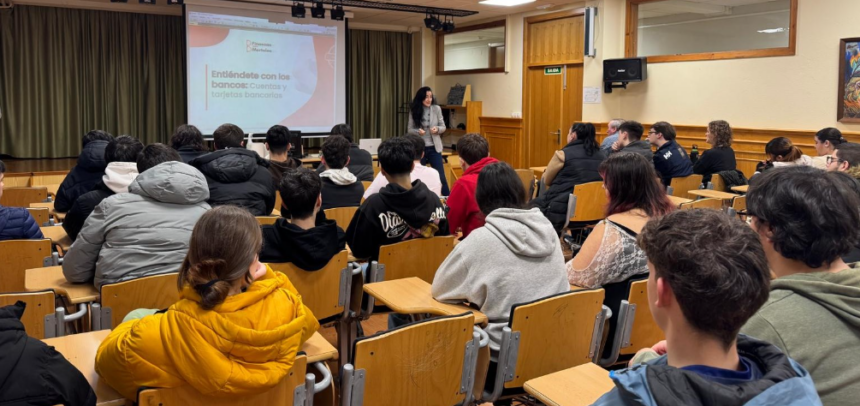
708;120;733;148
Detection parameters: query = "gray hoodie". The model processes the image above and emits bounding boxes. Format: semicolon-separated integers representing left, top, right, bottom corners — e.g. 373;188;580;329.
431;207;569;350
63;161;211;288
741;265;860;406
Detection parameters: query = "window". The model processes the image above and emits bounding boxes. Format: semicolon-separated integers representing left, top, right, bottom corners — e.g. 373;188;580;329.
625;0;797;63
437;20;506;75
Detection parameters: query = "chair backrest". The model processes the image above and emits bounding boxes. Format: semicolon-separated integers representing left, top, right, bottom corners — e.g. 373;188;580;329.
668;175;704;198
98;273;180;329
0;239;52;292
504;289;606;388
256;216;279;226
619;280;664;356
274;191;284;214
514;169;535;201
361;181;372;191
0;187;48;208
323;207;359;231
679;198;722;210
268;251;349;321
138;354;308;406
565;181;607;227
26;208;50;226
709;173;727;192
378;235;456;284
29;171;68;187
349;312;476;406
0;291;56;339
732;195;747;212
373;165;381;177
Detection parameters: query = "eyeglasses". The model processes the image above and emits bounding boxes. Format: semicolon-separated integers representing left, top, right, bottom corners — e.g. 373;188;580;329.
648;130;657;135
827;156;843;165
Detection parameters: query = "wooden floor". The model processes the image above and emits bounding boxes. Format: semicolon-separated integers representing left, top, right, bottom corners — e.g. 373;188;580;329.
2;158;77;174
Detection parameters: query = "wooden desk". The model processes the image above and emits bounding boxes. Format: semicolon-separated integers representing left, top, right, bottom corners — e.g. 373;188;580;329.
43;330;127;406
731;185;749;194
53;210;67;222
687;190;739;200
667;195;693;207
531;166;547;179
46;184;60;197
363;277;488;325
524;362;614;406
26;266;100;304
30;202;54;211
41;225;72;251
303;332;339;362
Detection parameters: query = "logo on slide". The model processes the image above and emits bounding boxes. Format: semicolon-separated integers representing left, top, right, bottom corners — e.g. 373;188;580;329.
246;40;273;53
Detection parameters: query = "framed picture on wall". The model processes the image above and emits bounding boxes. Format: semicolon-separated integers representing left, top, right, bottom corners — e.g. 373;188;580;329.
839;37;860;123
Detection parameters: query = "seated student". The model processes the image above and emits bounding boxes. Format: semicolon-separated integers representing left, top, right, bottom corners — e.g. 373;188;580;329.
260;168;346;270
432;162;569;349
319;135;364;210
95;206;319;400
54;129;114;212
647;121;693;187
567;153;674;288
812;127;847;170
600;119;625;153
317;123;374;182
825;142;860;178
446;133;498;238
0;160;44;241
0;302;96;405
63;135;143;241
609;120;652;161
741;166;860;405
190;123;275;216
755;137;813;174
171;124;208;164
535;122;607;231
265;124;303;189
346;137;449;262
691;120;737;185
63;145;210;288
593;209;822;406
363;134;443;199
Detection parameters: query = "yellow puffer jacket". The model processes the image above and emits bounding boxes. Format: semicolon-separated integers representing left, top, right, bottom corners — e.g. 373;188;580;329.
95;266;320;400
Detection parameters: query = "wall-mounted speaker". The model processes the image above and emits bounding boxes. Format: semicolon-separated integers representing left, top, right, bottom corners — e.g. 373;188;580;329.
603;57;647;93
584;7;597;58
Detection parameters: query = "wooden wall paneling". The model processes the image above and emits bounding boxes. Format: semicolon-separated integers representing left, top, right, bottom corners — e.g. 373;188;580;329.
480;117;524;168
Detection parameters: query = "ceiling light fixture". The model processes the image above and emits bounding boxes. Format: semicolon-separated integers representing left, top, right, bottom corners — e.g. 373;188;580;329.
311;1;326;18
424;12;442;31
331;3;345;20
292;1;306;18
442;15;455;33
479;0;536;6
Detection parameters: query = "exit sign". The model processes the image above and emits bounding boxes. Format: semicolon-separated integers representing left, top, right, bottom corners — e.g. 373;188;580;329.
544;66;562;75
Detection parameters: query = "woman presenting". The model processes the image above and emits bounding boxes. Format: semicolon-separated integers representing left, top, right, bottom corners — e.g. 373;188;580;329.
408;87;449;195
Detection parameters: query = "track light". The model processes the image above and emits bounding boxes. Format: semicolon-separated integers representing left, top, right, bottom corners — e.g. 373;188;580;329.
424;12;442;31
292;1;306;18
330;4;345;20
311;1;326;18
442;15;455;32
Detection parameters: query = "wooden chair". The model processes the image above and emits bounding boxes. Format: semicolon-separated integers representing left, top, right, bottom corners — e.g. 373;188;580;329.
341;312;481;406
371;235;455;285
599;280;664;366
256;216;279;226
679;198;723;210
514;169;536;201
707;173;727;192
562;181;607;230
323;207;359;230
274;191;284;215
666;175;704;198
373;165;381;177
0;239;53;292
29;171;68;187
0;187;48;208
26;207;51;226
361;181;372;191
483;289;609;403
0;291;59;339
138;354;314;406
92;273;180;330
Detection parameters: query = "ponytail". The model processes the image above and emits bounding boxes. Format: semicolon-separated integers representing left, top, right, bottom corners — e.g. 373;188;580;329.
784;146;804;162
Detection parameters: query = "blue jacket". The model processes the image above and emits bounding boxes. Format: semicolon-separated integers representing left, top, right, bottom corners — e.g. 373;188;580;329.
653;140;693;187
0;205;44;241
591;335;822;406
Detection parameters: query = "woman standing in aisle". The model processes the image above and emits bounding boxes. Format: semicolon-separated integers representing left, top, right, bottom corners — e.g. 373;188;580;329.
408;87;449;195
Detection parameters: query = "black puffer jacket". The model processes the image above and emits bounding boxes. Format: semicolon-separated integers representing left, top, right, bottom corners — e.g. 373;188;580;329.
0;301;96;406
190;148;275;216
537;140;606;231
54;140;109;212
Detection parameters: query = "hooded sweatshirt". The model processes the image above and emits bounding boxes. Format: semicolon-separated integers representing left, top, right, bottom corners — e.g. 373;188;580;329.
431;208;569;349
95;266;320;400
54;139;109;212
346;180;449;261
63;162;140;241
320;168;363;210
63;162;211;288
191;148;275;216
0;301;96;406
260;212;346;270
447;156;499;238
268;156;303;190
592;335;822;406
741;266;860;405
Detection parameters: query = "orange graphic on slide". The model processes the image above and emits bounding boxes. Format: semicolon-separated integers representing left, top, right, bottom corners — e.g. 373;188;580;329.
282;36;337;126
189;26;230;48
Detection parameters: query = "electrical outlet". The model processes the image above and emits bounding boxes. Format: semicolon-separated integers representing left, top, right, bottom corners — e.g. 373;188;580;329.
512;112;522;118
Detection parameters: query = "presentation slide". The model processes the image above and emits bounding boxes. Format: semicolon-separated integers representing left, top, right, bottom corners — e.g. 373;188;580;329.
185;2;346;135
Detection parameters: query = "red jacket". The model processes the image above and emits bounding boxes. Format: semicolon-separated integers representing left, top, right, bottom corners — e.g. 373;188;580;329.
447;157;499;237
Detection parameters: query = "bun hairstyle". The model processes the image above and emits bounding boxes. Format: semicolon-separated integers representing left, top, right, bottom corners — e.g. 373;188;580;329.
178;206;263;310
765;137;803;162
816;127;846;147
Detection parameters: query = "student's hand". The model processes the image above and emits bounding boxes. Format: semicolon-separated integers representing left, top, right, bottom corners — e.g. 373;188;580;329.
630;348;654;368
431;126;439;134
651;340;667;355
611;141;621;151
418;128;426;135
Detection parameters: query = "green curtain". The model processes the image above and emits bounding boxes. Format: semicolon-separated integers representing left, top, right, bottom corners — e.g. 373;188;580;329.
0;5;185;158
347;29;412;142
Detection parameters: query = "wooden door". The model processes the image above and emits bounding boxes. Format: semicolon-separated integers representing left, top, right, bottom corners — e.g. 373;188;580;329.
524;10;586;168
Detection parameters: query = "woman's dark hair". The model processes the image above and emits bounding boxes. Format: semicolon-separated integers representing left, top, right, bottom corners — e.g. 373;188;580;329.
815;127;846;148
708;120;733;148
171;125;206;151
178;206;263;310
747;166;860;268
765;137;803;162
330;123;354;143
410;87;436;131
571;122;599;156
600;153;675;217
475;162;526;216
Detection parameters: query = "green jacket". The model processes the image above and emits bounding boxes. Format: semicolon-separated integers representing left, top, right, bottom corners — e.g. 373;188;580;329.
741;265;860;406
